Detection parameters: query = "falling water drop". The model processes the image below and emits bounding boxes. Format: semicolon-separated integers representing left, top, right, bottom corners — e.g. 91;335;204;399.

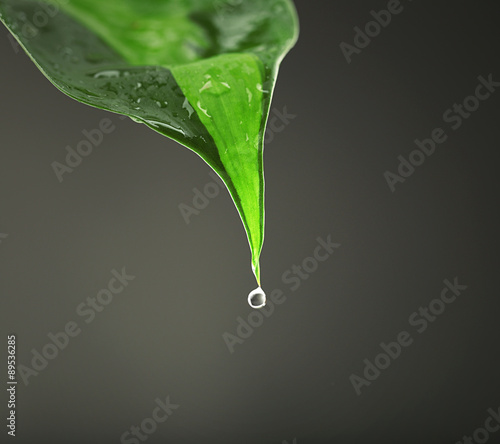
248;287;266;309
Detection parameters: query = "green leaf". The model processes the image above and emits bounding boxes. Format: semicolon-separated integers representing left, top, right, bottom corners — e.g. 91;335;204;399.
0;0;299;286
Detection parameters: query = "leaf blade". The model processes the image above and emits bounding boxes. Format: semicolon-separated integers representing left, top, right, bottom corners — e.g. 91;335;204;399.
0;0;299;286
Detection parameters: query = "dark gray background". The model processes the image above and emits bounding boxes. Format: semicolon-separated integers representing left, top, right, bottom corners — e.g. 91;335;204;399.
1;1;499;443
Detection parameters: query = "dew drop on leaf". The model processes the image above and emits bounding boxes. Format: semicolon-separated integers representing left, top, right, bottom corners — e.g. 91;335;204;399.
182;97;194;117
199;80;212;92
93;70;120;79
197;100;211;118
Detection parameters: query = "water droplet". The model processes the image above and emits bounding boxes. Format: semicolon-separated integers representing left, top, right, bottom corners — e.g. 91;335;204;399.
197;101;211;118
93;70;120;79
246;87;253;103
273;4;284;13
256;83;269;93
199;80;213;92
248;287;266;309
183;98;194;118
146;120;186;136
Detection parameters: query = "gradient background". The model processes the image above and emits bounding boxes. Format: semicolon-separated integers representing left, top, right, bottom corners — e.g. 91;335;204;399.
1;1;500;443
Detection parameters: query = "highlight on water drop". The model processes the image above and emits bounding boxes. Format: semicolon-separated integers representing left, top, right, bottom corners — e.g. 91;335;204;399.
248;287;266;309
